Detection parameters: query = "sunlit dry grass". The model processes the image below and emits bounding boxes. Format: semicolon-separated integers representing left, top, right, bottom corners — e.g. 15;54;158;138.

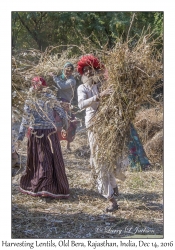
12;124;163;239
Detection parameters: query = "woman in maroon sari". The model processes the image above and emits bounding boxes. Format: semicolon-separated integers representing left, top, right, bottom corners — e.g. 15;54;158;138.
17;77;69;199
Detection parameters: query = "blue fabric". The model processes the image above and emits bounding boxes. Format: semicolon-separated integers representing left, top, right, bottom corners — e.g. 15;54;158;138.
128;124;150;170
61;73;66;80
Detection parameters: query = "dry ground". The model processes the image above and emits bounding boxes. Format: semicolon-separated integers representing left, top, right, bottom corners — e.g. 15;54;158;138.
12;125;163;239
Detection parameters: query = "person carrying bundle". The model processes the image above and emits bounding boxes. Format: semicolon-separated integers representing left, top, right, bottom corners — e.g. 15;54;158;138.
77;54;151;212
49;62;77;151
17;76;69;199
77;55;120;212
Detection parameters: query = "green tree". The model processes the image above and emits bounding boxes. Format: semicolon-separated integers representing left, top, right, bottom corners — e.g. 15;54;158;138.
12;11;163;51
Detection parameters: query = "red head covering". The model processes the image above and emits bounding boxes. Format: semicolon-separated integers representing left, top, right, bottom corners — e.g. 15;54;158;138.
31;76;47;89
77;54;104;75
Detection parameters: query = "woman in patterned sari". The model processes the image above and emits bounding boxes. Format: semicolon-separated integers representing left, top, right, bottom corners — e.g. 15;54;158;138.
17;77;69;199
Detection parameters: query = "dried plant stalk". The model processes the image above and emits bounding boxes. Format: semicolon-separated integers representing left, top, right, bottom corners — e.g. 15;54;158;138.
89;34;163;171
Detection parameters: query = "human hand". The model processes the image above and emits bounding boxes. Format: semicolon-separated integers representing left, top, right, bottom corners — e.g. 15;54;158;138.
99;86;113;98
61;129;67;138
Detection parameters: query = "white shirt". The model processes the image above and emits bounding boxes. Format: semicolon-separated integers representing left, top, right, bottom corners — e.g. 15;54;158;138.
77;76;100;128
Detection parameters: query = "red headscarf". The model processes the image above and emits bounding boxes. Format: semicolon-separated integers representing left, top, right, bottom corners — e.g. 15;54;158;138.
32;76;47;89
77;54;104;75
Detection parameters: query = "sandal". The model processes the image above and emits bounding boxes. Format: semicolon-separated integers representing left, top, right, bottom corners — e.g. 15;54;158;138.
106;197;119;212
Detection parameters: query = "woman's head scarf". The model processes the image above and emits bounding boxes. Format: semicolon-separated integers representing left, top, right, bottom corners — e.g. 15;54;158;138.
61;62;74;80
64;62;74;70
77;54;104;75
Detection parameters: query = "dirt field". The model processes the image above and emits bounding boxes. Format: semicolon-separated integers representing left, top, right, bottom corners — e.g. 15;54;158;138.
12;122;163;239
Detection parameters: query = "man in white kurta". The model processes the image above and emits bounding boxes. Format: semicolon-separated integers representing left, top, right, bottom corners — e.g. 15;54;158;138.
77;69;119;212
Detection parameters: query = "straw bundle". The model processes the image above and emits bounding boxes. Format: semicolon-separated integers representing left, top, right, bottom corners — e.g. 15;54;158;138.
90;35;163;170
133;105;163;165
12;50;42;121
12;47;78;122
31;48;77;80
134;105;163;143
12;47;78;88
144;130;163;165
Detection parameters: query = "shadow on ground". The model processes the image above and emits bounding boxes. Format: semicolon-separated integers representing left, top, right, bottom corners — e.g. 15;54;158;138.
12;186;163;239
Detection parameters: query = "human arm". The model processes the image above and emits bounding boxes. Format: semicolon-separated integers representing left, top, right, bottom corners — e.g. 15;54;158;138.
53;105;68;131
77;84;113;110
53;75;76;90
77;85;99;110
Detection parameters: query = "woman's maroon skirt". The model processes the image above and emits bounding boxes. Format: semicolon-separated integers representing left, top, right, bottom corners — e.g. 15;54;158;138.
19;128;69;199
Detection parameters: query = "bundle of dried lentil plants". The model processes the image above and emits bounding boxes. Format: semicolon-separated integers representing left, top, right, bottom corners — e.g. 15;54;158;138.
90;35;163;171
12;47;78;122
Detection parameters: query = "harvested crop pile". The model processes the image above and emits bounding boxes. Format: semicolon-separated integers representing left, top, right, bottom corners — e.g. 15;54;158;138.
90;34;163;170
134;104;163;142
133;105;163;165
144;130;163;165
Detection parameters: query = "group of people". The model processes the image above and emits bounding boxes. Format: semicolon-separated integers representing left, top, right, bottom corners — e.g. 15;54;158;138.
13;55;151;212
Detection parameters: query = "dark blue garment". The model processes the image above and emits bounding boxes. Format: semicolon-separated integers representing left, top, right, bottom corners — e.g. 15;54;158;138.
128;124;150;170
